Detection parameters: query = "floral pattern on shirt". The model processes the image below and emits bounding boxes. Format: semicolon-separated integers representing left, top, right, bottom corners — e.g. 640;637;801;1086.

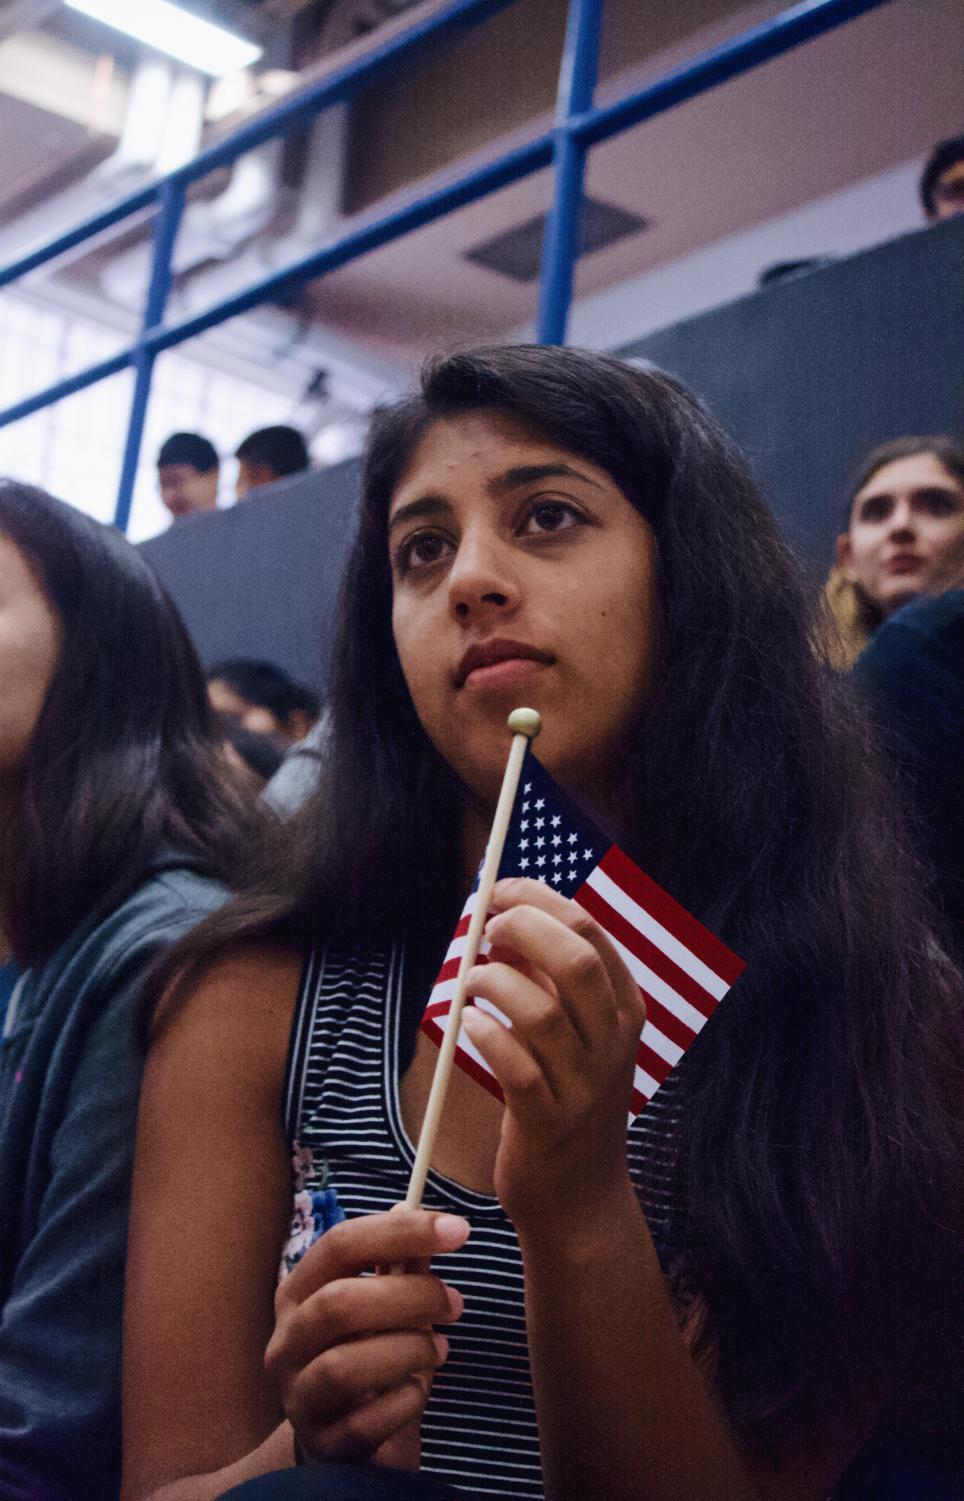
279;1140;345;1281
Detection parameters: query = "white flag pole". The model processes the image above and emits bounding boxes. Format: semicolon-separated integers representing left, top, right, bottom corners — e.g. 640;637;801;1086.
404;707;542;1211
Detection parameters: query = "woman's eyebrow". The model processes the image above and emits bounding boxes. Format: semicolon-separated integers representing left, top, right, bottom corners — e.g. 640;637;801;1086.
387;494;453;536
489;462;602;494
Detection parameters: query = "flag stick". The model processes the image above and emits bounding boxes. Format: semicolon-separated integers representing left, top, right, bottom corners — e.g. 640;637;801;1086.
404;707;542;1210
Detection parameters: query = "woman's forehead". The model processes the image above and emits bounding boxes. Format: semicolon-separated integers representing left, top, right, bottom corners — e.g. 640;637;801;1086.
854;451;958;507
388;409;608;511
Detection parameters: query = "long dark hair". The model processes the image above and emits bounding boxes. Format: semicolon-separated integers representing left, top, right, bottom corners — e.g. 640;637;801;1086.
0;481;266;967
167;348;962;1463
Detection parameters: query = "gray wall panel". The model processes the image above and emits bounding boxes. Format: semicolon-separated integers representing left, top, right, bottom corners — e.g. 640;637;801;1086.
139;218;962;682
140;458;362;690
620;215;964;571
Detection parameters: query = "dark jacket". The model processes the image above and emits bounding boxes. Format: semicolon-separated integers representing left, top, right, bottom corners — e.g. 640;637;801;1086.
855;589;964;940
0;858;226;1501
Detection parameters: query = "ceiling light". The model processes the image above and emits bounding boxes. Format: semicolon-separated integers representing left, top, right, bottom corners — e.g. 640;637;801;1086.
64;0;262;78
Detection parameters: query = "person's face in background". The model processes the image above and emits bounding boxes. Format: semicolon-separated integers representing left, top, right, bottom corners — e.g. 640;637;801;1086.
837;452;964;617
931;158;964;221
235;459;277;501
0;534;60;787
206;678;312;745
157;463;219;519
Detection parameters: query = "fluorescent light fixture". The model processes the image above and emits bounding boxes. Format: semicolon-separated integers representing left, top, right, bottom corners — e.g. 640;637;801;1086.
64;0;262;78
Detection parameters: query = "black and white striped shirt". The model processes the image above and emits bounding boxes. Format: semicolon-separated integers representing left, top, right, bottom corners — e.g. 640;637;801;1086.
282;943;684;1499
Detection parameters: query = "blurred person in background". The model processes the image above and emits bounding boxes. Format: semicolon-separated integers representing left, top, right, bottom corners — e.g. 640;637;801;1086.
217;714;285;795
822;437;964;667
156;432;220;520
207;658;320;747
0;482;266;1501
235;425;310;500
263;714;329;814
920;134;964;224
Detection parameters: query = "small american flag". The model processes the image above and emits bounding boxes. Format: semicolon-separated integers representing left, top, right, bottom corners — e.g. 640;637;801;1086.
422;749;745;1117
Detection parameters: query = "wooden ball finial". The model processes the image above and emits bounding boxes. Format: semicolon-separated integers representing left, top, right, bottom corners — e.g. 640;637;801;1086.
507;707;542;739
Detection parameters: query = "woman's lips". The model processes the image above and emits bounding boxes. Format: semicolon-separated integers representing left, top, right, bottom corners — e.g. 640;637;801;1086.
887;554;924;575
462;656;552;690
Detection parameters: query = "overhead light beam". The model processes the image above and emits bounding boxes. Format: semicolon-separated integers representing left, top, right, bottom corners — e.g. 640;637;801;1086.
63;0;262;78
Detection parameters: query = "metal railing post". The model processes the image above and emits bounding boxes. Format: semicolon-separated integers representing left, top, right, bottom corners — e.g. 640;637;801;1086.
0;0;895;440
536;0;603;345
113;180;184;532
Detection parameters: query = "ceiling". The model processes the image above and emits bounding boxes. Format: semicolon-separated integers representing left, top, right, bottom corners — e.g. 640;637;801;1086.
0;0;960;417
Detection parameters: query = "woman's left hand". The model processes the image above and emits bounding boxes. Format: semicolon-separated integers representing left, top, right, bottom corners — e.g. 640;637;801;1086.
460;877;647;1232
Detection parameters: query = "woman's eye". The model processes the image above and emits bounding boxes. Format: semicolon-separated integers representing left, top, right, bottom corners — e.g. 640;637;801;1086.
858;498;891;524
398;532;449;572
523;500;580;535
920;489;962;516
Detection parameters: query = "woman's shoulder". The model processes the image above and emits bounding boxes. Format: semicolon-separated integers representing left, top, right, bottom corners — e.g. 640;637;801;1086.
148;941;305;1114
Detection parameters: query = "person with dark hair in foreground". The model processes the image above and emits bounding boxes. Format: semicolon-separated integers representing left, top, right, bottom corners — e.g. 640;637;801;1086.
919;133;964;222
0;482;266;1501
123;348;961;1501
157;432;220;519
208;659;320;746
235;425;310;500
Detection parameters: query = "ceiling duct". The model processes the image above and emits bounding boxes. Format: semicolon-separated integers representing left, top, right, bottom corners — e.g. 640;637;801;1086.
464;197;650;282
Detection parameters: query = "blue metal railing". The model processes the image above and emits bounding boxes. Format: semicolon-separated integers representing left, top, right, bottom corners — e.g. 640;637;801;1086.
0;0;892;531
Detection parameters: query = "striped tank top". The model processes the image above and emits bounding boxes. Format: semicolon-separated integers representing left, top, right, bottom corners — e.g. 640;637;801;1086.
282;943;685;1500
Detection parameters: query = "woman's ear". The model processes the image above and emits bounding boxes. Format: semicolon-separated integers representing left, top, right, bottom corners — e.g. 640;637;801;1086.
834;531;855;581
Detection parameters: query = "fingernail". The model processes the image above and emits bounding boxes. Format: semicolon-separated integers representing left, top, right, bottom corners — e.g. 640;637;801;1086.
433;1214;470;1249
445;1284;465;1318
432;1333;450;1362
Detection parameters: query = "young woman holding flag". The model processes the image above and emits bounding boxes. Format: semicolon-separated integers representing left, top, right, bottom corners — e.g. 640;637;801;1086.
122;348;961;1501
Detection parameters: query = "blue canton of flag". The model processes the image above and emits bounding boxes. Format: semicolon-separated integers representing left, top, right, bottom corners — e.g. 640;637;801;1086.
422;749;745;1118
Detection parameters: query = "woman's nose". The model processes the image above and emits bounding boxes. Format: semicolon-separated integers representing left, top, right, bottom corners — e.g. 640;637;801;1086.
447;532;518;622
887;498;916;536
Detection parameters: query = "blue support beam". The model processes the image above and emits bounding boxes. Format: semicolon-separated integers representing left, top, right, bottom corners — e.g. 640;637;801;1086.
0;351;133;427
144;136;554;355
166;0;520;186
536;0;603;345
0;0;519;294
568;0;892;149
113;181;185;532
0;0;895;531
0;187;158;291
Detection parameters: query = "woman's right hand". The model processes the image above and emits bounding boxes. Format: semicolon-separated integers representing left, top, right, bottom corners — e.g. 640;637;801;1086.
266;1209;469;1468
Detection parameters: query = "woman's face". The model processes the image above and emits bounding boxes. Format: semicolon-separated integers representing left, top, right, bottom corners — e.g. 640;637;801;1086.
389;410;659;812
837;452;964;616
0;534;60;783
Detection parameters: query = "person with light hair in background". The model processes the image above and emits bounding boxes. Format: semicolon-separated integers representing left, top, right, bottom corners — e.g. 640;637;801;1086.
822;436;964;668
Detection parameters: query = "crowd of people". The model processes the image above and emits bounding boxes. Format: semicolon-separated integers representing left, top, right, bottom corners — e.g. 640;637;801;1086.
0;138;962;1501
157;425;311;522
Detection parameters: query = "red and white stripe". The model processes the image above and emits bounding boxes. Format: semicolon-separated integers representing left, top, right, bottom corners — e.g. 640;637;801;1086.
422;846;745;1118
